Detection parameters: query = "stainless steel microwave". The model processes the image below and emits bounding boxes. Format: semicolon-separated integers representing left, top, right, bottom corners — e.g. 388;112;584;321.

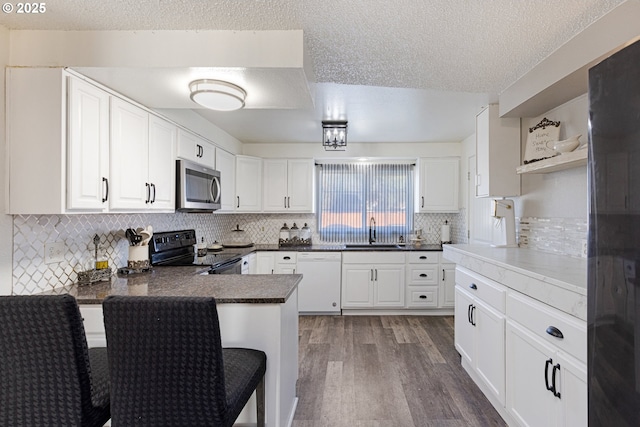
176;159;221;212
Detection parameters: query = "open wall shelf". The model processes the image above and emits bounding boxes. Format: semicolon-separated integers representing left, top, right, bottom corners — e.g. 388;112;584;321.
516;148;587;174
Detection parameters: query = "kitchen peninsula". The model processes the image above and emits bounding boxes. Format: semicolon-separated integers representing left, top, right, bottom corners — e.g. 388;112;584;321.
51;268;300;427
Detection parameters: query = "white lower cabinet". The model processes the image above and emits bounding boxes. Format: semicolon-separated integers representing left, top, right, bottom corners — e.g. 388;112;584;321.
453;265;587;427
342;252;405;309
256;252;276;274
255;251;297;275
454;273;506;406
440;262;456;307
506;292;587;427
241;253;256;275
274;252;297;274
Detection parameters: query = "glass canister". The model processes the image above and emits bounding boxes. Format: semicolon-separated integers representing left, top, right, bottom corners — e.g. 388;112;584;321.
300;223;311;244
290;223;300;241
279;223;290;246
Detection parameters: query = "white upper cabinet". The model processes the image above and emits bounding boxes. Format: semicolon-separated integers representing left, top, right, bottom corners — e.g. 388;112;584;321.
475;104;521;197
7;68;113;214
147;115;177;210
215;148;236;212
263;158;314;212
177;129;216;169
110;102;175;211
235;155;263;212
66;76;110;211
417;157;459;212
6;68;180;214
109;98;150;210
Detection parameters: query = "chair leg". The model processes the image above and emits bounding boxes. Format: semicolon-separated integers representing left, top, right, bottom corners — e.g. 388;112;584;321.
256;375;265;427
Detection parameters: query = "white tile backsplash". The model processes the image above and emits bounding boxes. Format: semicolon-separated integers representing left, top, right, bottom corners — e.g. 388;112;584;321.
12;211;467;294
517;216;587;258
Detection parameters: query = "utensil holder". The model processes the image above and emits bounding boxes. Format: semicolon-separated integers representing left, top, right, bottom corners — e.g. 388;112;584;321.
128;246;149;270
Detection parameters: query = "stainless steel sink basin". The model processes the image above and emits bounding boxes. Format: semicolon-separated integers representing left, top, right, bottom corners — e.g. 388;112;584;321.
344;244;402;249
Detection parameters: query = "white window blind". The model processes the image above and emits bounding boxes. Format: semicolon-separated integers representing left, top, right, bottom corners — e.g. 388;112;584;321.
316;163;414;243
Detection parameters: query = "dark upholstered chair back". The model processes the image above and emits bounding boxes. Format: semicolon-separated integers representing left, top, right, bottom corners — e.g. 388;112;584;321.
103;296;266;427
0;294;111;427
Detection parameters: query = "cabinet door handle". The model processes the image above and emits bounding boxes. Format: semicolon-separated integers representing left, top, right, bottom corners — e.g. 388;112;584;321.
552;364;561;398
545;358;553;392
284;196;287;208
419;295;427;299
145;183;150;203
102;177;109;203
471;306;476;326
469;283;478;290
375;269;378;281
288;196;291;208
283;256;291;260
546;326;564;339
151;183;156;203
421;196;424;208
237;196;240;208
419;273;428;278
468;304;473;324
419;256;427;260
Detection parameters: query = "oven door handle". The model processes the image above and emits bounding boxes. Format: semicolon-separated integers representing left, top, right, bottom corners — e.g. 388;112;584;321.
209;257;242;273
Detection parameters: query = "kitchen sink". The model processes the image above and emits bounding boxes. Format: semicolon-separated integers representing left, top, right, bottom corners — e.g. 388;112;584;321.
344;244;402;249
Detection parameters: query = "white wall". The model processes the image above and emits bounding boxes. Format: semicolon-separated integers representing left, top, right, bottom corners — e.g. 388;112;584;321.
242;141;461;159
0;25;12;295
515;94;589;220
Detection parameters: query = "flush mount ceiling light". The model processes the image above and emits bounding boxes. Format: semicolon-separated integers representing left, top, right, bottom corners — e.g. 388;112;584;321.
322;120;348;151
189;79;246;111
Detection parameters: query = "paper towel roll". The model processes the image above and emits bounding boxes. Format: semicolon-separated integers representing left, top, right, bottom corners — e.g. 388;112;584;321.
441;222;451;243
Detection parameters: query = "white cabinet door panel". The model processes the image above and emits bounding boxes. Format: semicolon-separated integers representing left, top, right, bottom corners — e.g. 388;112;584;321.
109;98;149;210
67;77;110;211
374;265;405;307
148;115;176;210
342;266;374;307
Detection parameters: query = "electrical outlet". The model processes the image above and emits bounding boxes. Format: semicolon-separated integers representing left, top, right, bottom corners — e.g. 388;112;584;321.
425;226;434;234
45;242;65;264
581;240;588;258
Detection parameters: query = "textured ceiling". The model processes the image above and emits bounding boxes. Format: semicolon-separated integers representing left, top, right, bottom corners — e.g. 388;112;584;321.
0;0;626;144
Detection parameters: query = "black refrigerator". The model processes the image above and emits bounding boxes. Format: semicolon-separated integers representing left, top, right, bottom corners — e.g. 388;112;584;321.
588;39;640;425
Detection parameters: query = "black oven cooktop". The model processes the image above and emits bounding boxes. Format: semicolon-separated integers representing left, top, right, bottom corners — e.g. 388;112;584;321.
149;229;241;271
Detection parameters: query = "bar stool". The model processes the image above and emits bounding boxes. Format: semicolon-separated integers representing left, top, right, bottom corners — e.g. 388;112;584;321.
103;295;266;427
0;294;111;427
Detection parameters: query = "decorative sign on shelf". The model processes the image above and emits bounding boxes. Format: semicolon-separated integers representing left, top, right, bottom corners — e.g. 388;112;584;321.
523;117;561;164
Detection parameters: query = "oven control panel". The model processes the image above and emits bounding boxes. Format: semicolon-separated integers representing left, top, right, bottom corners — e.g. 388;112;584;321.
150;229;197;254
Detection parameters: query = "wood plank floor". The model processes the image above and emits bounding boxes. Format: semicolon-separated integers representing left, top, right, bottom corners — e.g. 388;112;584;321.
294;315;506;427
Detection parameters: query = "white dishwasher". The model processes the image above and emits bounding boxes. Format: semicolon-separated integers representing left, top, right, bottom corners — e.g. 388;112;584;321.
296;252;342;314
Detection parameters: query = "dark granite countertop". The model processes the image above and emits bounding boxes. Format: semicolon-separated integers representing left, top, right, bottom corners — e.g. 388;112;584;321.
253;244;444;252
42;266;301;305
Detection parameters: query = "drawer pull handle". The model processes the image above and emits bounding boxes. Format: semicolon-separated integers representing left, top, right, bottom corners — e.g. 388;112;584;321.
546;326;564;339
469;283;477;290
419;295;427;299
283;256;291;260
419;273;428;278
419;256;427;260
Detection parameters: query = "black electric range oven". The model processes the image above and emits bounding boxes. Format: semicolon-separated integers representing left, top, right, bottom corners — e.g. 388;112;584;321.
149;229;243;274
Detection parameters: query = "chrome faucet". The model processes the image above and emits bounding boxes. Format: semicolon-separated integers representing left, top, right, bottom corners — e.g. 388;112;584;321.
369;217;376;244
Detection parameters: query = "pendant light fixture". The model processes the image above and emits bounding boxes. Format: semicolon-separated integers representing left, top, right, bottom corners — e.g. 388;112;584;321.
322;120;348;151
189;79;246;111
